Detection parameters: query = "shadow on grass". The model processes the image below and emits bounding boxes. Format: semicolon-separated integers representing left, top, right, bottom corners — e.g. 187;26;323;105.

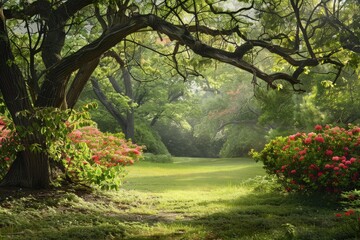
176;191;357;240
0;188;357;240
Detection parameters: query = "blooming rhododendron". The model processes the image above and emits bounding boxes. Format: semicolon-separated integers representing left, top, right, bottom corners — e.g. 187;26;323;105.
0;117;15;176
0;113;143;189
250;124;360;193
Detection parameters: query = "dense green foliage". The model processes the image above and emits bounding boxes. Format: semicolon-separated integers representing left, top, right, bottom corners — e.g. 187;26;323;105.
134;123;169;155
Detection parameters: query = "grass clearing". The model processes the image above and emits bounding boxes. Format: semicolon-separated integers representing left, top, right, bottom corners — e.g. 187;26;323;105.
0;157;358;239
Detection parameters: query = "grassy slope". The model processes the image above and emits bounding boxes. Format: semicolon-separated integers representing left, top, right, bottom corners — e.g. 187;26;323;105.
0;157;358;240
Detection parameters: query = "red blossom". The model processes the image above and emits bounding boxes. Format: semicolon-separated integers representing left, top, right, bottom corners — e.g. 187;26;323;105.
282;145;290;151
304;137;312;144
314;125;322;131
299;149;307;155
345;210;355;216
314;135;325;143
325;149;333;156
325;164;332;169
345;161;352;165
309;164;318;170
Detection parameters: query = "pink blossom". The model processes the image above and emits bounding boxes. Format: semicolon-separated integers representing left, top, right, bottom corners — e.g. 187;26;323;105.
291;170;296;174
339;163;347;169
308;132;316;137
132;149;141;155
289;135;296;141
332;156;340;161
325;164;332;169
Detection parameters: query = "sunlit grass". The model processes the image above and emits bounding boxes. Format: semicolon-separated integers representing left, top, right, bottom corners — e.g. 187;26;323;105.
0;157;358;239
124;157;264;192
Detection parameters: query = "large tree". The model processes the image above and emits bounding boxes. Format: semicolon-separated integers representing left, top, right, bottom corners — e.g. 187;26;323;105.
0;0;357;188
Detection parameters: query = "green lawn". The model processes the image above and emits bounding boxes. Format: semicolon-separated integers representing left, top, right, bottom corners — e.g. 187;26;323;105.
123;157;264;192
0;157;358;240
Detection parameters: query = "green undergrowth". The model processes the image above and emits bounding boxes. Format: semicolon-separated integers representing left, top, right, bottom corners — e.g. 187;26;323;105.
0;157;357;239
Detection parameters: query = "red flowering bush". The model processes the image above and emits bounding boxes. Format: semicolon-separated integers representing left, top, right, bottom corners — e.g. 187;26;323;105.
334;190;360;237
250;124;360;193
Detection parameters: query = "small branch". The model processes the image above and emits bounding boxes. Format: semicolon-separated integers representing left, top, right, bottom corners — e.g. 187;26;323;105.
172;42;187;81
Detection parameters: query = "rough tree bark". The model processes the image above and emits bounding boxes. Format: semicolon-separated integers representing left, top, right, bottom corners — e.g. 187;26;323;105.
0;7;50;188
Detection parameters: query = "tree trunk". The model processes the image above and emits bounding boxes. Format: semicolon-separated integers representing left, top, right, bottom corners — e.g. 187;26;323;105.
91;78;128;133
122;57;135;140
126;110;135;140
67;58;100;108
1;147;50;189
0;8;50;188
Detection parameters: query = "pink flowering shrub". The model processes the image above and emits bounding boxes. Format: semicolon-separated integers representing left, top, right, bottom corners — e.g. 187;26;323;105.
251;125;360;193
0;108;143;190
0;116;14;176
65;126;143;189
